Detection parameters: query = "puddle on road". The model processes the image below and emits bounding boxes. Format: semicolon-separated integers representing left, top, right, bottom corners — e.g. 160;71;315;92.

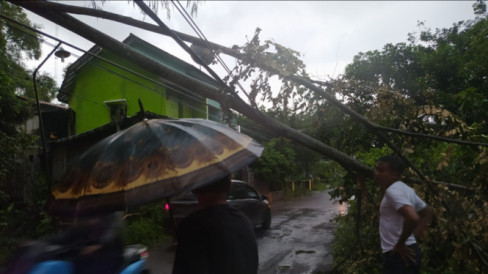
295;250;315;255
277;265;290;271
256;228;289;241
258;192;344;274
287;208;319;221
313;222;337;230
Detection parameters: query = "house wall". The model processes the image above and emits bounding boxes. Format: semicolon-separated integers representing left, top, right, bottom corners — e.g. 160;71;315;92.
69;50;206;134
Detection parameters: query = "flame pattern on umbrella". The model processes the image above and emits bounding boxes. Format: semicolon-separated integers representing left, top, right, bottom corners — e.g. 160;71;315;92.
50;118;263;217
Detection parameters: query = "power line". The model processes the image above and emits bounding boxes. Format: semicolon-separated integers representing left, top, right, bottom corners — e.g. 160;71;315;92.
51;56;216;119
1;13;223;122
135;0;253;130
172;0;234;78
7;10;488;150
3;11;277;135
171;0;252;102
66;53;218;118
0;13;213;110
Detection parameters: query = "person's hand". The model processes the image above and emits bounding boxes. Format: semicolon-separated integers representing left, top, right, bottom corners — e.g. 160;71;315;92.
392;243;415;266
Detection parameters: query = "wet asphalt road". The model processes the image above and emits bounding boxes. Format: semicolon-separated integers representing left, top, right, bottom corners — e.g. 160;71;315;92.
255;190;343;274
147;190;344;273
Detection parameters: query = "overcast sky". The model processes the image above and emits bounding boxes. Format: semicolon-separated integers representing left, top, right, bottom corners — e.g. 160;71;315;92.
24;1;477;101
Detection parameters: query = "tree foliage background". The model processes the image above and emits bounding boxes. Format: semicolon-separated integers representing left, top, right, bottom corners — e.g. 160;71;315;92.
323;2;488;272
1;0;488;271
0;1;59;263
230;1;488;272
0;1;58;181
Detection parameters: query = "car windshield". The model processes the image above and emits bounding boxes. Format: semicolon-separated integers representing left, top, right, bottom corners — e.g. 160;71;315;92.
229;183;259;199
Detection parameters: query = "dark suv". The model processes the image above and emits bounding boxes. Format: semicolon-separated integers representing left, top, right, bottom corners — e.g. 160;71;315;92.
165;180;271;230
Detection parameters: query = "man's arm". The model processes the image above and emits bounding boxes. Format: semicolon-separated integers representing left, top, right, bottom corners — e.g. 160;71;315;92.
394;204;433;264
413;205;433;239
397;205;420;246
393;205;420;263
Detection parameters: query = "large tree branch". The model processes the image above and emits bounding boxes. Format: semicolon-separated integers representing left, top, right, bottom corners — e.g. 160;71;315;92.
13;1;374;178
287;75;431;181
15;1;241;59
25;1;488;149
10;1;475;191
375;125;488;148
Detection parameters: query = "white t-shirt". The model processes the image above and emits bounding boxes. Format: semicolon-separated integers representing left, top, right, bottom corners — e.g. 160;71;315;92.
379;181;426;253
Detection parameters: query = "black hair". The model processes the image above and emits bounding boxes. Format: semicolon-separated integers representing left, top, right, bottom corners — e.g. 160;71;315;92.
377;155;405;174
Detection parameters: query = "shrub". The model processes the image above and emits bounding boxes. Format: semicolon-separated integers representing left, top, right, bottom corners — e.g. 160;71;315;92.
0;175;53;265
122;202;172;248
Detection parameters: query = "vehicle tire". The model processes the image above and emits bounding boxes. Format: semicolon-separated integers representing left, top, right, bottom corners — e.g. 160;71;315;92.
262;210;271;229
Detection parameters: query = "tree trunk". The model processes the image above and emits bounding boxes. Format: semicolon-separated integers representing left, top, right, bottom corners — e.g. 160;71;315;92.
21;1;488;150
12;1;242;59
13;1;374;178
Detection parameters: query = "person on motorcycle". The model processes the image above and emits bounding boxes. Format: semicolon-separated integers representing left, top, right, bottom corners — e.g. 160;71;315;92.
49;212;124;274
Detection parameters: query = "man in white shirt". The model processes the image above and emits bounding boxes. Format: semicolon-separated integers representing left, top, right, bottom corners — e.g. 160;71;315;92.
375;155;433;274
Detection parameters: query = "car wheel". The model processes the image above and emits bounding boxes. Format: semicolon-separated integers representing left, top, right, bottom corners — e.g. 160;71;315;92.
262;210;271;229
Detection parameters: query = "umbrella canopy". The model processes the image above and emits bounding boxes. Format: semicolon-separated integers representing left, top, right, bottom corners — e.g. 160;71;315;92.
50;118;264;217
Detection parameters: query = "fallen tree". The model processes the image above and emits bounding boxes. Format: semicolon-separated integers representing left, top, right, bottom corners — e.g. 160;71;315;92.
10;1;480;190
13;1;488;149
11;1;374;177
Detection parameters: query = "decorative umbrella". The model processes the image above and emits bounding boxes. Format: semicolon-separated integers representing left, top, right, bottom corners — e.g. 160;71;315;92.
49;118;263;217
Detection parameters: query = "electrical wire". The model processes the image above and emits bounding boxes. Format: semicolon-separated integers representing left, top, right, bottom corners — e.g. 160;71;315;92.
171;0;252;102
1;14;219;121
59;61;216;120
0;13;212;110
78;61;220;118
5;7;488;270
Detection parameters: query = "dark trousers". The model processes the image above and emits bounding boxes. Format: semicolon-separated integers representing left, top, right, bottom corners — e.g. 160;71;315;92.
383;243;421;274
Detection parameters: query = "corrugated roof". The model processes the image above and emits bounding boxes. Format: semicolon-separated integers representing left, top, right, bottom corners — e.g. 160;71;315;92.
17;95;68;111
49;111;169;145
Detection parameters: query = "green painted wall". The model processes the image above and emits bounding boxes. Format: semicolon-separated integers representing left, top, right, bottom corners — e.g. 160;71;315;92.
68;49;207;134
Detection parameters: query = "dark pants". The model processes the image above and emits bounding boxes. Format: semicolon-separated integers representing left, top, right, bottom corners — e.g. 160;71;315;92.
383;243;421;274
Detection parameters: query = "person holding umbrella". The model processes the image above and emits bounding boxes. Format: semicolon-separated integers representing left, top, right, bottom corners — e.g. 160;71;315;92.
46;118;264;273
172;175;258;274
49;118;264;218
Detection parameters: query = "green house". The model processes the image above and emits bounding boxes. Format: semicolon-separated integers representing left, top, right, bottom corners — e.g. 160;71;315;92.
49;34;225;181
57;33;223;135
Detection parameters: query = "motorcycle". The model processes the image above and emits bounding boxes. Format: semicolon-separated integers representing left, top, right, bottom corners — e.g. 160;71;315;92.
4;212;150;274
26;243;149;274
4;241;149;274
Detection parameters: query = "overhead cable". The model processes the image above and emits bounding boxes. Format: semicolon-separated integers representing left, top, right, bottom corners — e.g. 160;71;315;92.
171;0;251;102
2;13;225;123
134;1;241;102
0;12;209;108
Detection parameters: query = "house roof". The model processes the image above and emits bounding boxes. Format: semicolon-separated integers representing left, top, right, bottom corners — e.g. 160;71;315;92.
17;95;69;112
57;33;220;103
49;111;168;145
